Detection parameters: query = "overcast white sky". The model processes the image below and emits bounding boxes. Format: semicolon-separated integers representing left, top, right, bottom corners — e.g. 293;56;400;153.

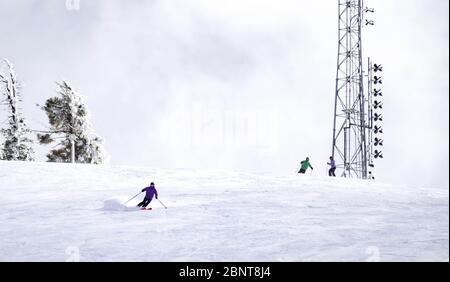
0;0;448;189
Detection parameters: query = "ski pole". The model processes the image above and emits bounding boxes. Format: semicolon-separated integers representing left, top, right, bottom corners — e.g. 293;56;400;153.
157;199;167;209
124;191;143;205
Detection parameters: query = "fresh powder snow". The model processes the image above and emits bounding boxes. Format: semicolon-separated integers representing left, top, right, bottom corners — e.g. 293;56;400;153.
0;161;448;261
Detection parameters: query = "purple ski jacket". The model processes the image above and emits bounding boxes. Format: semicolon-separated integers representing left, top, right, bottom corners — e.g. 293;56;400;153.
142;186;158;199
328;159;336;169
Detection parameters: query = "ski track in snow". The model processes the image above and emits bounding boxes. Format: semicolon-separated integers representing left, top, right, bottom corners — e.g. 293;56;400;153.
0;161;448;262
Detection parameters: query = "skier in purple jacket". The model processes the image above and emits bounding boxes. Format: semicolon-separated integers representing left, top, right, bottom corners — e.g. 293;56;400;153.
327;156;336;177
137;182;158;209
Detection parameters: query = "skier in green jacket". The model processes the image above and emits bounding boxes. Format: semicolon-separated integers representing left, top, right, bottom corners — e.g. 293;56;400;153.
298;157;314;174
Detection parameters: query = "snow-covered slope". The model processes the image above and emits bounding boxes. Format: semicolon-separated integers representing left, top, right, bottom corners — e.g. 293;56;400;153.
0;161;448;262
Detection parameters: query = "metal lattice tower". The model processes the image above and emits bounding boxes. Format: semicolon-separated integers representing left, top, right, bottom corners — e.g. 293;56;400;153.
332;0;372;179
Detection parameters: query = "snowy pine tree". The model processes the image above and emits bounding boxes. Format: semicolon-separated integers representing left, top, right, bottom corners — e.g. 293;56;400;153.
0;59;35;161
38;81;107;164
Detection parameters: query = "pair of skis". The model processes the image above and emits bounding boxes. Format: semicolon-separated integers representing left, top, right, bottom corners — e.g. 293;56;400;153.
140;200;167;211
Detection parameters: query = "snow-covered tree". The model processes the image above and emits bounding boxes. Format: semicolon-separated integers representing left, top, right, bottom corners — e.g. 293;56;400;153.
0;59;35;161
38;81;107;164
